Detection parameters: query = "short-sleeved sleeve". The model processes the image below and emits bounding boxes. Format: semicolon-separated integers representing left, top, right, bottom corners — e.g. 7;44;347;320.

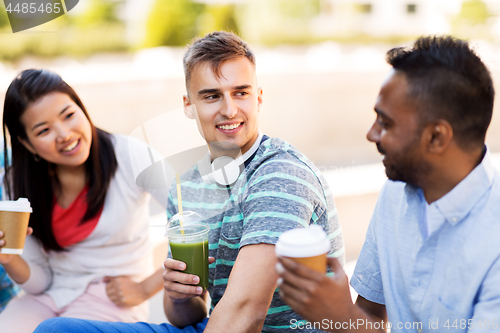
240;154;326;248
469;256;500;330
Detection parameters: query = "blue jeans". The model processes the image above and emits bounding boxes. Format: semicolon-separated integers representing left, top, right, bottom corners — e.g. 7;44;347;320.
34;318;208;333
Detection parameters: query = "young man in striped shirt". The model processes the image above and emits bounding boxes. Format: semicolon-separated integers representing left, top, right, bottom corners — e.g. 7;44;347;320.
160;31;344;332
34;31;344;333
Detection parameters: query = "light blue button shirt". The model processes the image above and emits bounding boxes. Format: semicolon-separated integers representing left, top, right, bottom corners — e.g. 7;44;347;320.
351;149;500;332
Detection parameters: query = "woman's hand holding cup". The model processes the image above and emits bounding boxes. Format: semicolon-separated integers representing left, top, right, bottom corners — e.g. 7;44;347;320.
0;198;33;263
0;229;14;264
0;227;33;264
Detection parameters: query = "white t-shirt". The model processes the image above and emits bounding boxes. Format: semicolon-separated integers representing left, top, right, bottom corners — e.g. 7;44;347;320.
17;134;168;308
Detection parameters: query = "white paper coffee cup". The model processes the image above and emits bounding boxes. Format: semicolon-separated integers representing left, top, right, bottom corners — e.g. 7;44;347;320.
0;198;32;254
275;225;331;273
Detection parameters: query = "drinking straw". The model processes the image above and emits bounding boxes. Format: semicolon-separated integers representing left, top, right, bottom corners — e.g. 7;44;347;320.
175;172;184;234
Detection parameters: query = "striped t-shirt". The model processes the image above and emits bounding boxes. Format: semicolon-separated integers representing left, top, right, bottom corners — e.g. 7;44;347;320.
167;137;344;332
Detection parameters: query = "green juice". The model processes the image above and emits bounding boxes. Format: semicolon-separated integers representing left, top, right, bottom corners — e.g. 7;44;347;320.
170;239;209;290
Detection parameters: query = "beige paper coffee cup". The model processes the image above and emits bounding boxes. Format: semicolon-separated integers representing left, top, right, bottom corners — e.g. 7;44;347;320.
275;225;331;273
0;198;32;255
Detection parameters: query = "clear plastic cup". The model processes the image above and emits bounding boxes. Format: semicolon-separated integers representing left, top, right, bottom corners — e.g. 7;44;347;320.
166;211;210;289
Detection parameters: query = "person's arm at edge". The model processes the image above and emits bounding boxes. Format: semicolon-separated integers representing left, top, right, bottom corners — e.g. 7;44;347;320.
203;243;277;333
0;228;33;284
0;254;30;284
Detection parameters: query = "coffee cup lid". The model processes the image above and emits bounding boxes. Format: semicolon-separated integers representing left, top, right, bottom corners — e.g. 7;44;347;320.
0;198;32;213
275;225;330;258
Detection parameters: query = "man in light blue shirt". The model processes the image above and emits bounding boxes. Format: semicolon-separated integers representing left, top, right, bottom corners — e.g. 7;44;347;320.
276;35;499;332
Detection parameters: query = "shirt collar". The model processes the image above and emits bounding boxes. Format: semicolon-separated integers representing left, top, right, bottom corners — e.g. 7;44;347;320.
433;146;494;226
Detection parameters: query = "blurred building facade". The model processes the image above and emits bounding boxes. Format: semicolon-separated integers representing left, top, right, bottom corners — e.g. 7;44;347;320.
314;0;460;36
313;0;500;38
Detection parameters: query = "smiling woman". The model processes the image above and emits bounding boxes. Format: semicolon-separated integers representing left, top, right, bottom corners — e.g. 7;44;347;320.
3;69;114;253
0;69;166;332
20;91;93;173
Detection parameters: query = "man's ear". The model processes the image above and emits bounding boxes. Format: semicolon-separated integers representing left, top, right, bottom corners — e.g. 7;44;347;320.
426;120;453;154
18;136;36;155
183;95;196;120
257;88;263;112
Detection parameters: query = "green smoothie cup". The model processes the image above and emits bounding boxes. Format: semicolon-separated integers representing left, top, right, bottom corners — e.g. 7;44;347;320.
166;211;210;290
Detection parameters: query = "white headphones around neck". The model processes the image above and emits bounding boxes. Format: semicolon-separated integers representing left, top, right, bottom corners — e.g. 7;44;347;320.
197;132;263;186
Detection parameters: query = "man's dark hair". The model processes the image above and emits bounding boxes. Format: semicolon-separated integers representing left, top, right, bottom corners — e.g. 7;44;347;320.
386;35;494;149
183;31;255;92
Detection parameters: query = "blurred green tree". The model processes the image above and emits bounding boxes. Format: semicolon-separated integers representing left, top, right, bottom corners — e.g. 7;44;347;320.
197;4;239;36
276;0;320;19
144;0;204;47
72;0;121;27
451;0;494;40
0;0;127;61
0;4;10;29
457;0;491;25
237;0;321;45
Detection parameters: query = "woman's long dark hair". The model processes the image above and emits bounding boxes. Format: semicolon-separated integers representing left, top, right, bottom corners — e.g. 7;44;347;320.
3;69;118;252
